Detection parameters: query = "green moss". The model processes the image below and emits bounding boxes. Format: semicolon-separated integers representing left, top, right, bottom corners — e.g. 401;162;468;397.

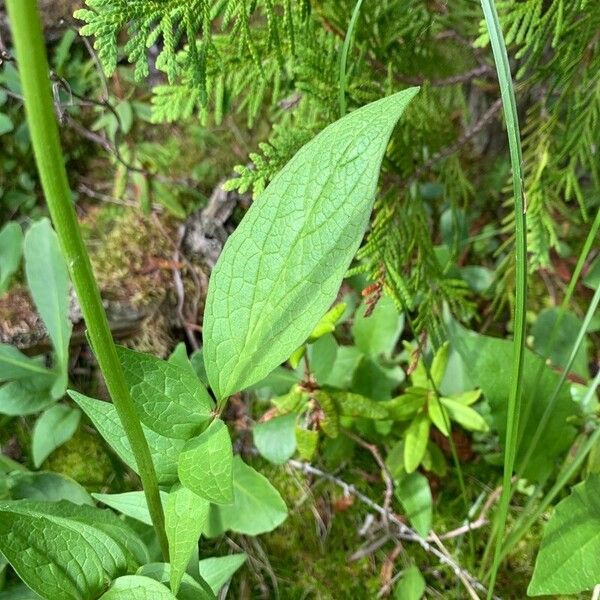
44;428;113;490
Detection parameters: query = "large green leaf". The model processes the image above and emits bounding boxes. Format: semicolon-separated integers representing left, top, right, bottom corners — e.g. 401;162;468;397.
99;576;176;599
351;295;404;359
204;88;420;399
532;308;589;378
117;347;213;439
446;318;578;481
24;219;72;397
198;554;247;594
528;475;600;596
178;419;233;504
205;456;287;537
0;500;146;600
69;391;184;485
165;486;210;594
253;413;297;465
32;404;81;468
0;221;23;295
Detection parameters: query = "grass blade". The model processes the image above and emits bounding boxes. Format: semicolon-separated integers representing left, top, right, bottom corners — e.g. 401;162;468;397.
479;1;528;596
338;0;365;117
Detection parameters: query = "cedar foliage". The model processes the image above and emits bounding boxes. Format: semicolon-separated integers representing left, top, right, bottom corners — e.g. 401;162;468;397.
76;0;599;334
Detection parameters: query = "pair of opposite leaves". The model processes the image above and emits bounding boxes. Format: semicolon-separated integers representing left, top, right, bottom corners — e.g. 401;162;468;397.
204;87;420;400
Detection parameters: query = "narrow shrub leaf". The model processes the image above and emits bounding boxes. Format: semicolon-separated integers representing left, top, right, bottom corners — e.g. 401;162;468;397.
24;219;72;397
204;88;420;399
178;419;233;504
165;486;210;594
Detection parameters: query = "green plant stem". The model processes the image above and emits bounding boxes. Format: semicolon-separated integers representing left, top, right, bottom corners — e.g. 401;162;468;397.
339;0;365;117
6;0;169;561
479;1;527;597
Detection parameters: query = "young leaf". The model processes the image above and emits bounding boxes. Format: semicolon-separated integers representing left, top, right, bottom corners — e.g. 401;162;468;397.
165;485;210;594
198;554;247;594
0;501;145;599
99;576;176;599
394;471;432;537
0;221;23;295
31;404;81;468
204;88;420;399
440;397;489;432
0;379;55;416
24;219;72;397
427;395;449;436
295;427;319;460
69;390;184;485
204;456;287;537
330;390;389;420
117;346;214;439
351;295;404;359
430;342;449;388
393;565;426;600
253;413;297;465
178;419;233;504
308;302;346;341
93;491;169;526
528;475;600;596
382;391;426;421
404;413;430;473
314;390;340;438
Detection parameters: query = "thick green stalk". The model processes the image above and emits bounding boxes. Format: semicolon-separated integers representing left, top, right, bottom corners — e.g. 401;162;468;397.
6;0;169;560
479;0;527;597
